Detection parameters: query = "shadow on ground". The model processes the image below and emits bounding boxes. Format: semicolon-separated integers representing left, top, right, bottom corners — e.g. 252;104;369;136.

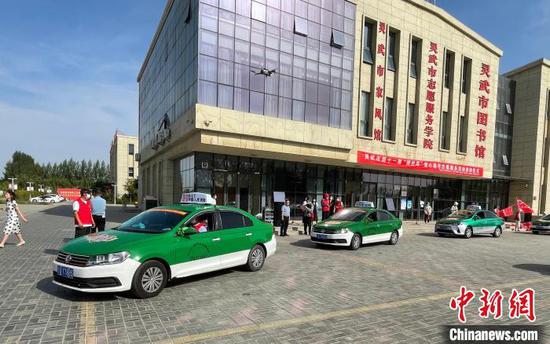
36;277;119;301
513;264;550;276
39;204;139;223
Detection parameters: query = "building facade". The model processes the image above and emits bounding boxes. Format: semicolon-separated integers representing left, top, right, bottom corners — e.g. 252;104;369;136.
505;59;550;214
110;131;139;198
138;0;507;219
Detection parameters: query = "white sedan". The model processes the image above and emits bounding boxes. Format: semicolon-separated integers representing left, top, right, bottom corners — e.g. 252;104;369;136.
31;194;64;203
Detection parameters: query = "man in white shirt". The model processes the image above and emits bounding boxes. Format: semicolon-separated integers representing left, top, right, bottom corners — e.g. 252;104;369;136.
280;199;290;236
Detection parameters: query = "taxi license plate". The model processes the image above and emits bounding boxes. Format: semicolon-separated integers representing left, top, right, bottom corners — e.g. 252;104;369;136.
57;266;74;279
318;234;328;239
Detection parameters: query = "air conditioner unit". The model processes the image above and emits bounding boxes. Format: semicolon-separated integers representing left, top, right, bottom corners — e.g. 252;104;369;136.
135;153;141;162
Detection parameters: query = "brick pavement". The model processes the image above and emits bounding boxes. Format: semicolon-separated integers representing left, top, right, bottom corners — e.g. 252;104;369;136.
0;204;548;343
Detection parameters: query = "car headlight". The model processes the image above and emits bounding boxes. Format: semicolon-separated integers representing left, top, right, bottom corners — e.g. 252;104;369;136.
335;228;349;234
87;251;130;266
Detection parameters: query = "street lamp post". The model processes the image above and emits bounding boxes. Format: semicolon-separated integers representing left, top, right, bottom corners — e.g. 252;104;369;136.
113;184;117;205
8;177;17;190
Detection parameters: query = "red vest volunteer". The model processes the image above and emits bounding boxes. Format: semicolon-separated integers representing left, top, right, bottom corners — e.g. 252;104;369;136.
73;189;95;238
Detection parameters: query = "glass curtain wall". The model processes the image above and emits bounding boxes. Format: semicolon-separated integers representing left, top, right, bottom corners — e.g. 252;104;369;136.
173;153;501;221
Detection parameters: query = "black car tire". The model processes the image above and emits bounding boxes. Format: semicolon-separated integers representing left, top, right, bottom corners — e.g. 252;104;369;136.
464;227;473;239
436;233;444;237
246;245;265;272
132;260;168;299
388;230;399;245
492;226;502;238
532;230;539;235
349;233;361;250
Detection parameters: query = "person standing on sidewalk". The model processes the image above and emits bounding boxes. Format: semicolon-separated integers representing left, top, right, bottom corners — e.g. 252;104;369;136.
302;197;313;235
91;189;107;232
73;188;95;238
321;193;330;220
335;197;344;213
424;202;433;223
0;190;27;248
280;199;290;236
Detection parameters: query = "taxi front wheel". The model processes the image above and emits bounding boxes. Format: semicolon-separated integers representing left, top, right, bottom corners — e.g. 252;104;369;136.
132;260;168;299
246;245;265;272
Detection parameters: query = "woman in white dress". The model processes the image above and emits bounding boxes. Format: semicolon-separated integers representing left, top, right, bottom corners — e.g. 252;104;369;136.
0;190;28;248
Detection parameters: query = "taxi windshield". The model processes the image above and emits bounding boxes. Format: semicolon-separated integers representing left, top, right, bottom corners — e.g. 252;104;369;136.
117;209;187;233
447;210;474;219
329;209;366;222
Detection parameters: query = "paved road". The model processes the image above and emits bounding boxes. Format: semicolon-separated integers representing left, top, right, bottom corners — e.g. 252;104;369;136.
0;204;548;343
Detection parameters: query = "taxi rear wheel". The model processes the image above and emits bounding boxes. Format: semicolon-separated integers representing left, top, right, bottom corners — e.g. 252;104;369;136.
246;245;265;272
132;260;167;299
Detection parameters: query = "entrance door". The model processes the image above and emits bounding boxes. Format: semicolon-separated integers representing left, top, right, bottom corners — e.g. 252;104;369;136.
250;174;261;215
239;174;249;212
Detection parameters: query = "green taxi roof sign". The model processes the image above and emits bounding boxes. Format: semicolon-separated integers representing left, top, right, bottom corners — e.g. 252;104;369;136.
180;192;216;205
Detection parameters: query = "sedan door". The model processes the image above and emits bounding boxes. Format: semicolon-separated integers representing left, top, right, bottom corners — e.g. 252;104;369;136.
471;211;488;234
173;211;222;278
217;210;255;268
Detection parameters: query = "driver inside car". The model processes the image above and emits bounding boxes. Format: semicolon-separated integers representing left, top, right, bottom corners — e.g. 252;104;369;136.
191;217;208;233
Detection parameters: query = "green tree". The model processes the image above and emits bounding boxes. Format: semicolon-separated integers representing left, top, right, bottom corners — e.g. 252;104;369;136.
3;151;41;181
125;178;138;203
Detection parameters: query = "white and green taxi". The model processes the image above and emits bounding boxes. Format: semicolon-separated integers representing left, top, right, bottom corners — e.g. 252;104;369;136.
53;193;276;298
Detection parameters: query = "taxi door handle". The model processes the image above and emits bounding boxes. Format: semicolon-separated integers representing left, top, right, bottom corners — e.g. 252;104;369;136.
212;238;221;242
245;233;252;236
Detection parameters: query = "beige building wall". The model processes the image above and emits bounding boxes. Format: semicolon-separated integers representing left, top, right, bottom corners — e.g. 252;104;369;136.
506;59;550;214
110;133;139;198
138;0;502;204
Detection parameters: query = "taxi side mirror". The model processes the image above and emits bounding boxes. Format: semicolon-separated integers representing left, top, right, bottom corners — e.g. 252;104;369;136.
472;215;479;221
176;227;195;236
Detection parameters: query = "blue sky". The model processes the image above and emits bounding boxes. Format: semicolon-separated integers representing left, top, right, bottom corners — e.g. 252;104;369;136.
0;0;548;178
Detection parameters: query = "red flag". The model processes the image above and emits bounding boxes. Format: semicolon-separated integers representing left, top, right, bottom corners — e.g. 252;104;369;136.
516;199;533;214
502;206;514;217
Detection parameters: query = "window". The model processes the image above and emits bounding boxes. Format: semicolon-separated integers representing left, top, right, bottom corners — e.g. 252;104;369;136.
128;144;135;155
367;211;377;222
410;39;420;78
331;30;344;48
359;91;371;137
294;17;308;36
220;211;247;229
461;57;471;94
406;103;417;144
502;155;509;166
440;111;450;150
376;211;390;221
384;97;395;141
362;21;374;64
251;1;266;22
128;167;134;178
187;212;217;233
458;115;467;153
444;51;454;89
387;31;397;71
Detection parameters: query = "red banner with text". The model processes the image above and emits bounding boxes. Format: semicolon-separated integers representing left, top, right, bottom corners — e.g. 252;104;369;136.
357;151;483;177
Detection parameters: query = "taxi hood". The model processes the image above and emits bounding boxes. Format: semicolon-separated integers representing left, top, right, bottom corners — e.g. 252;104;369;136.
316;220;357;230
60;230;164;256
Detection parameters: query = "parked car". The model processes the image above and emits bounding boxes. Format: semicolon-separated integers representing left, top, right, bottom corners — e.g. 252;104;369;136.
31;194;64;203
354;201;375;208
434;209;504;238
53;193;277;298
531;214;550;234
310;208;403;250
